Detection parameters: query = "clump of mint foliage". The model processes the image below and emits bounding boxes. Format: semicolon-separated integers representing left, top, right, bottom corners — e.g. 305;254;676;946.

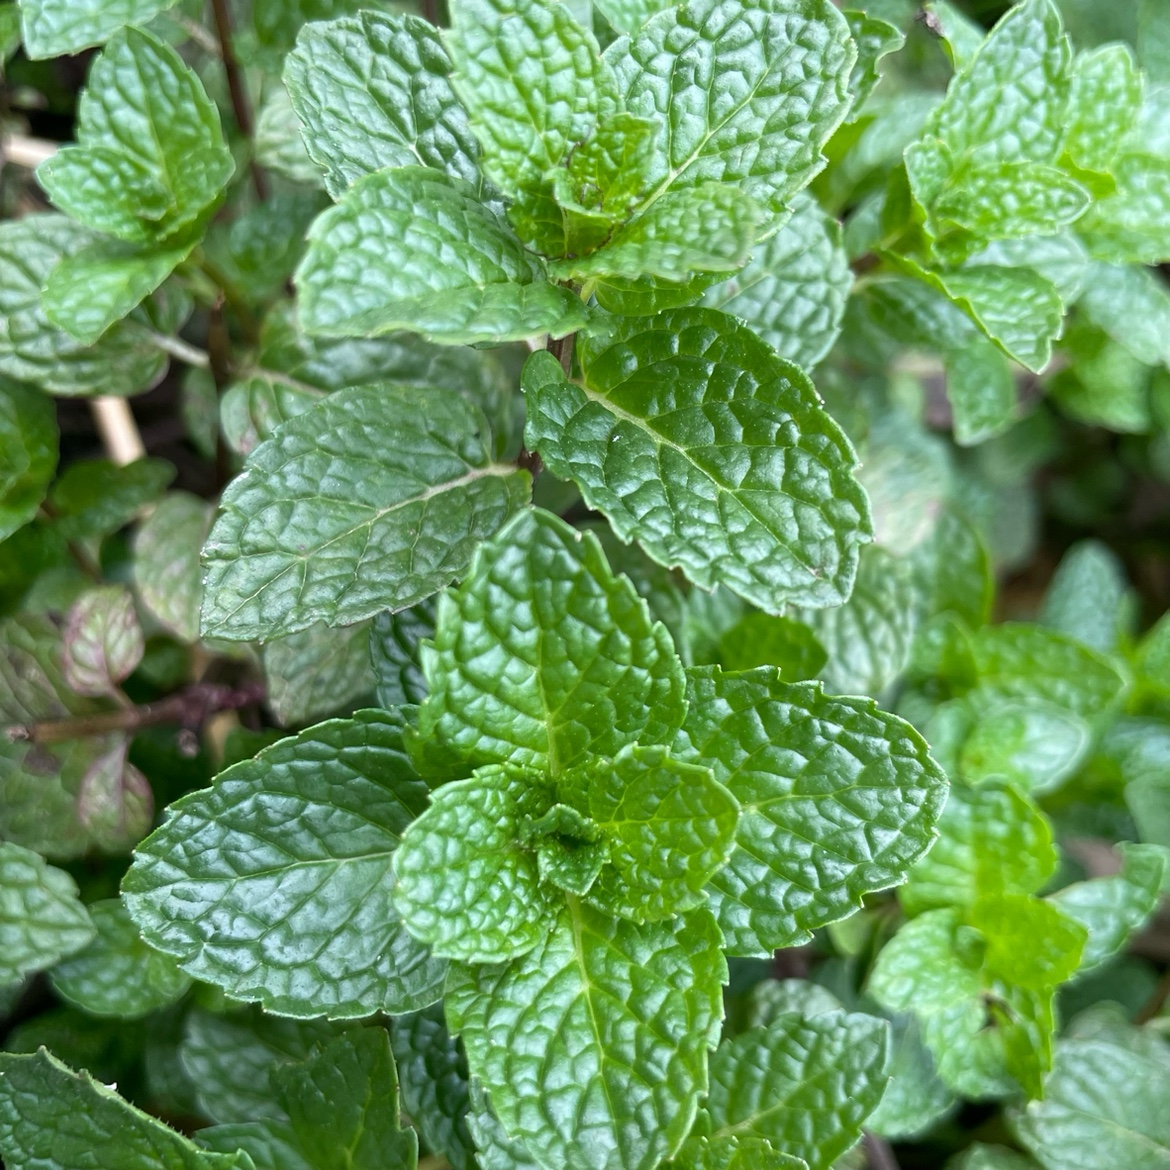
2;0;1170;1168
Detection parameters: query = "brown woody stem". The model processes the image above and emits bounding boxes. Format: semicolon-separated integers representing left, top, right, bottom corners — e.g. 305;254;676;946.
208;0;268;201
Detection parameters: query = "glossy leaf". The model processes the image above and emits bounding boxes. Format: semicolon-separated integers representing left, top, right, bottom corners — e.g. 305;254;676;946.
370;600;435;708
0;378;56;543
18;0;178;58
134;492;212;643
262;622;377;728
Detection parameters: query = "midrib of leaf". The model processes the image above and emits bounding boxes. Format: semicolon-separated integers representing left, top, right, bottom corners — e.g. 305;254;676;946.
215;461;518;623
573;378;821;580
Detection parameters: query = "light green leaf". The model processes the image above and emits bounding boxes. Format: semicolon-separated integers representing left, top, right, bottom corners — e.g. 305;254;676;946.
718;612;826;679
446;901;725;1170
1079;152;1170;264
201;383;529;641
844;9;905;114
415;508;685;777
466;1079;539;1170
932;162;1090;241
947;1144;1038;1170
1049;843;1167;974
391;1006;475;1170
969;893;1085;990
592;0;673;36
0;841;94;985
273;1029;417;1170
866;1013;955;1141
958;701;1090;794
37;29;233;243
0;1049;253;1170
672;666;948;956
704;1009;890;1170
524;307;872;613
745;978;844;1028
198;1122;310;1170
0;377;56;542
295;167;587;345
254;89;323;188
0;216;168;398
393;767;559;964
18;0;178;59
219;375;322;459
1061;43;1143;176
667;1135;807;1169
944;336;1018;446
1078;262;1170;368
923;2;983;71
133;492;212;643
900;779;1057;917
1039;539;1131;654
800;544;924;697
49;897;190;1018
284;11;483;199
43;238;194;347
122;710;448;1019
262;622;376;727
970;230;1089;303
608;0;856;217
551;184;760;283
702;194;851;369
1013;1025;1170;1170
370;600;435;709
570;744;739;922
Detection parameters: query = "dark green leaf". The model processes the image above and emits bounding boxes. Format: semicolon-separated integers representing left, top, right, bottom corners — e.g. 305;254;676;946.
370;600;435;709
263;622;376;727
0;378;56;543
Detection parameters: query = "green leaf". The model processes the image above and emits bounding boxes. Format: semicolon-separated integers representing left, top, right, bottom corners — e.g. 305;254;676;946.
415;507;685;777
49;897;190;1019
37;29;233;243
393;766;559;964
262;622;377;727
465;1079;539;1170
446;901;725;1170
122;710;448;1019
844;9;905;114
1049;843;1167;973
947;1145;1038;1170
391;1005;475;1170
1078;262;1170;368
1079;152;1170;265
800;544;924;697
370;600;435;709
0;215;168;398
569;744;740;922
704;1009;890;1170
0;1049;253;1170
899;779;1057;917
1061;43;1143;176
61;585;143;698
180;1007;344;1125
219;375;322;458
201;384;529;641
591;0;673;36
944;338;1018;446
273;1029;418;1170
672;666;948;957
1039;539;1130;654
866;1013;955;1141
1013;1025;1170;1170
608;0;856;217
42;238;194;347
702;193;852;370
0;378;56;543
284;11;483;199
957;701;1090;794
295;167;587;345
133;492;212;643
198;1122;310;1170
49;456;172;541
718;612;827;679
932;162;1090;241
968;893;1086;991
523;308;872;613
17;0;178;58
0;841;94;985
667;1135;808;1169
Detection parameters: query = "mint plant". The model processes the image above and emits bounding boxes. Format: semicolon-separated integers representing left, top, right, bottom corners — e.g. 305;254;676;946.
2;0;1170;1168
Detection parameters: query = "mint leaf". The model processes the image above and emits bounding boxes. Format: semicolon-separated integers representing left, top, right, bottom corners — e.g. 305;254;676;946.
845;9;905;113
1061;43;1143;176
295;167;587;345
923;2;984;70
391;1006;475;1170
61;585;143;698
201;384;529;641
0;841;94;985
446;901;725;1170
0;216;168;398
415;508;685;777
38;28;233;243
1039;539;1130;654
133;492;212;643
262;622;376;728
899;779;1057;917
705;1008;890;1170
702;193;851;370
370;601;435;709
668;1135;807;1169
0;377;56;542
17;0;178;59
198;1122;309;1170
591;0;673;36
284;11;483;199
49;897;190;1019
718;613;827;679
50;455;172;541
673;666;948;957
524;308;872;613
1049;843;1167;973
866;1013;955;1141
465;1079;539;1170
550;184;760;283
393;767;559;964
0;1049;253;1170
43;238;194;347
609;0;855;217
1079;151;1170;264
969;894;1086;991
931;162;1089;241
122;710;448;1018
273;1029;418;1170
1078;262;1170;368
568;744;739;922
957;702;1090;794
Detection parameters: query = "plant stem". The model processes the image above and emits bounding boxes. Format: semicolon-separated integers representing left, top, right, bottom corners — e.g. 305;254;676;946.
197;253;259;344
145;330;212;370
89;397;146;465
863;1132;900;1170
4;680;266;746
208;0;268;201
548;331;575;378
